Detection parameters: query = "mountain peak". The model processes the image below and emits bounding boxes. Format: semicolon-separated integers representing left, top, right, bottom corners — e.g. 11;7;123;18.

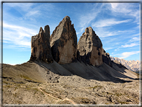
63;16;70;21
50;16;77;64
77;27;103;66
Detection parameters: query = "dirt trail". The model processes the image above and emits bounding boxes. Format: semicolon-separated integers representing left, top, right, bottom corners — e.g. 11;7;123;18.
38;87;76;104
62;98;76;104
38;87;59;100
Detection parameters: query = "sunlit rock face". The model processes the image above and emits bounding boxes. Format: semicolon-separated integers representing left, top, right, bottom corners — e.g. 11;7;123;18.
30;25;53;63
50;16;77;64
77;27;103;66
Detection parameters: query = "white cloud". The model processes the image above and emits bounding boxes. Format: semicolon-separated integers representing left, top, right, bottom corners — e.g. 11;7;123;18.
92;19;130;27
25;10;40;18
4;29;31;47
94;27;134;38
121;43;139;48
4;3;54;21
5;3;34;12
110;3;118;9
119;51;139;59
3;22;38;48
110;3;133;14
3;22;37;37
114;47;120;52
104;47;113;51
129;37;140;42
79;12;98;28
77;3;105;36
110;3;139;24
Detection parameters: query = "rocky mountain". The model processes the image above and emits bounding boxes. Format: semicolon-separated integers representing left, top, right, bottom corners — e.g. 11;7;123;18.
111;57;141;72
3;16;139;105
50;16;77;64
77;27;103;66
30;25;53;63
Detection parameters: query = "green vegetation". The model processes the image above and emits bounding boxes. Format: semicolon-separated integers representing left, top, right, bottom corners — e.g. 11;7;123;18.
71;97;95;104
115;93;123;97
80;97;90;104
40;88;62;99
20;75;32;80
20;75;41;83
15;100;23;104
89;85;103;89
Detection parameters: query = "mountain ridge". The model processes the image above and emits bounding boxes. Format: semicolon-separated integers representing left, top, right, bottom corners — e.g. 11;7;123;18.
111;57;141;72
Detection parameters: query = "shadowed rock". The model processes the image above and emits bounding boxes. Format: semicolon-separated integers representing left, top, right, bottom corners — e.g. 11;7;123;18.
77;27;103;66
102;48;112;66
50;16;77;64
30;25;53;63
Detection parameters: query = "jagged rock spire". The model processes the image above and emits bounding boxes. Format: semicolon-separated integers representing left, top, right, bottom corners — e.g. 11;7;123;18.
77;27;103;66
30;25;53;63
50;16;77;64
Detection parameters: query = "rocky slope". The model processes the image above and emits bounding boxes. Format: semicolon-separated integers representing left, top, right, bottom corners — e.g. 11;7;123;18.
2;16;140;105
3;61;139;104
111;57;141;72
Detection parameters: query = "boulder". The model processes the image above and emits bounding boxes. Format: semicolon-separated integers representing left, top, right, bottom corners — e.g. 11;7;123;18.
50;16;77;64
77;27;103;66
30;25;53;63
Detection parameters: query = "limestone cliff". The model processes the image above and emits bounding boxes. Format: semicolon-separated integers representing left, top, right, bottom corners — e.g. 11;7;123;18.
77;27;103;66
30;25;53;63
50;16;77;64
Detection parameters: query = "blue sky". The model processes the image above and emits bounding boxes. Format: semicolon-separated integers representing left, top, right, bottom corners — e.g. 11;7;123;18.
3;2;140;65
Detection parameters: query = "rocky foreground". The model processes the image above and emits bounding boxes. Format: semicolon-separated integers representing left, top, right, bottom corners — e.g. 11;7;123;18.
3;16;140;105
3;61;139;104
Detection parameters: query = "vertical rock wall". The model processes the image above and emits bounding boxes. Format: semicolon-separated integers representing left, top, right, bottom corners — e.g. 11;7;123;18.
30;25;53;63
77;27;103;66
50;16;77;64
102;48;112;66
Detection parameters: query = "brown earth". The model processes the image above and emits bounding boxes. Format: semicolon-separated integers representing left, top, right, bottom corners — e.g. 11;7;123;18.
2;61;140;105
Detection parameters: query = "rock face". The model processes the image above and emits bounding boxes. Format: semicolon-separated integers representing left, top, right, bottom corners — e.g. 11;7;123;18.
30;25;53;63
77;27;103;66
102;48;112;66
50;16;77;64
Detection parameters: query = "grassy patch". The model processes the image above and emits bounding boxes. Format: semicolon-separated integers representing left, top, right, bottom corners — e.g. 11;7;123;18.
115;93;123;97
20;75;40;83
72;97;96;104
56;100;72;104
89;85;103;89
20;75;31;80
3;85;11;88
80;97;91;104
15;100;23;104
32;88;39;95
117;101;129;104
3;80;9;84
40;88;62;99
